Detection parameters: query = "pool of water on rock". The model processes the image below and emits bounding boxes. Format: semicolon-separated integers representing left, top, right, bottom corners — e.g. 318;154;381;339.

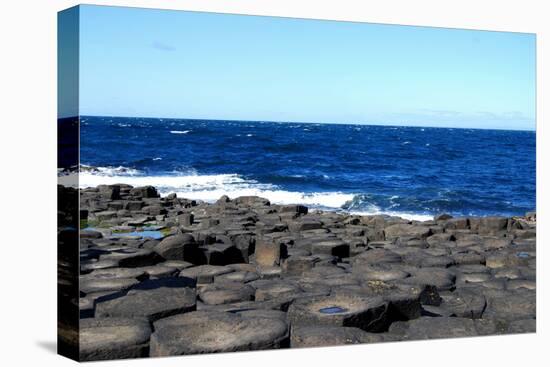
319;306;348;314
84;227;165;240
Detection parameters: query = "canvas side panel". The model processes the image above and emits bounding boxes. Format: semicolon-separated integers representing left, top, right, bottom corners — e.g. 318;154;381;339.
57;5;80;361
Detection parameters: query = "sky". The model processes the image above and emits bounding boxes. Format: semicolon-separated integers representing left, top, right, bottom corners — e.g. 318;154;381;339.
63;5;536;130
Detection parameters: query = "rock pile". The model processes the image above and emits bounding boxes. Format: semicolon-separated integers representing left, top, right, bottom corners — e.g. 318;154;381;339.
73;184;536;360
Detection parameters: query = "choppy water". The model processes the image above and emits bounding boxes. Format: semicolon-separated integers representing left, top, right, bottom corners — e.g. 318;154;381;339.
77;116;536;220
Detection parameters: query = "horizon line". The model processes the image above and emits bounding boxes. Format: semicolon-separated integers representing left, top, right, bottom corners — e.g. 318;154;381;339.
60;114;536;132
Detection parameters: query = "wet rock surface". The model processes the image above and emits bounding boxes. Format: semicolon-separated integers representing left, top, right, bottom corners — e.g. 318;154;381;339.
78;185;536;359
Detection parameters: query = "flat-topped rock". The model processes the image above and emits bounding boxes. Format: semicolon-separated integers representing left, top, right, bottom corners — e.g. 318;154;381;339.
150;311;288;356
199;282;255;305
179;265;234;284
291;325;384;348
153;234;196;260
288;293;389;332
77;185;537;356
95;285;196;322
79;317;151;361
80;277;140;295
397;317;484;340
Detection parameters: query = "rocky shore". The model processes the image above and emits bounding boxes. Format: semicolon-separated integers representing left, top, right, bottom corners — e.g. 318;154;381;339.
62;184;536;361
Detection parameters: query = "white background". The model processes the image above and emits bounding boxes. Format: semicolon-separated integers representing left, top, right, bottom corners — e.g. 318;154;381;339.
0;0;548;365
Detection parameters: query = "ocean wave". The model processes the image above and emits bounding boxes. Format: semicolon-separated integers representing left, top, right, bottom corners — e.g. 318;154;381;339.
170;130;191;134
78;168;355;209
349;210;433;222
80;164;141;176
77;167;440;220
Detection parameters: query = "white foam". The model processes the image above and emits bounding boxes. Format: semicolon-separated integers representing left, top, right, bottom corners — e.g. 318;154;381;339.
80;165;141;176
77;170;434;221
78;171;355;209
350;210;433;222
170;130;190;134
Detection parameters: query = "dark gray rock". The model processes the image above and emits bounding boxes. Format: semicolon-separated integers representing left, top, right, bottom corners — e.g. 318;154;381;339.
199;282;255;305
287;294;389;332
79;317;151;361
129;186;159;198
95;285;196;322
401;317;479;340
150;311;288;356
179;265;234;284
291;325;383;348
153;234;196;261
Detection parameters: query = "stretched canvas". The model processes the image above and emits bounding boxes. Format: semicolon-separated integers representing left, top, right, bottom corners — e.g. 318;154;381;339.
57;4;536;362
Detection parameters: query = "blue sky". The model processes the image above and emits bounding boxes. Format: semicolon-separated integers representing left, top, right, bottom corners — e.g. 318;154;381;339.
69;5;535;130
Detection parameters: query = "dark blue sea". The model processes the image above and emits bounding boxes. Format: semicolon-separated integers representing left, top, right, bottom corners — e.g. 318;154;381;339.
79;116;536;220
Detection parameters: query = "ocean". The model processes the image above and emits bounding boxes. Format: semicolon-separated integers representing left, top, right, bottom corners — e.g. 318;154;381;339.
78;116;536;221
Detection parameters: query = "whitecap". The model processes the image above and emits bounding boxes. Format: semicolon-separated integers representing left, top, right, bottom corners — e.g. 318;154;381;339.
78;171;355;209
170;130;190;134
80;164;141;176
349;209;433;222
152;157;162;161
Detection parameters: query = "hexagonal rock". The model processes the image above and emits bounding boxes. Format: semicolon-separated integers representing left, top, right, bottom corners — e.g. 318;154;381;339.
439;290;487;319
214;270;260;283
352;248;402;266
253;280;303;301
290;325;384;348
95;286;196;322
129;185;159;198
233;196;271;207
176;213;194;226
199;282;255;305
311;240;350;258
80;277;139;295
83;267;148;281
288;219;323;232
80;258;122;273
451;252;485;266
442;217;469;230
400;268;456;291
282;255;321;276
100;247;162;268
473;216;508;234
353;264;410;282
455;272;492;285
179;265;234;284
384;224;431;240
254;240;286;267
79;317;151;361
484;291;536;321
507;319;536;334
506;279;536;290
236;309;288;322
287;294;389;332
486;252;532;269
135;265;179;278
401;317;479;340
202;243;245;265
153;234;196;261
162;260;195;270
150;311;288;356
403;253;455;268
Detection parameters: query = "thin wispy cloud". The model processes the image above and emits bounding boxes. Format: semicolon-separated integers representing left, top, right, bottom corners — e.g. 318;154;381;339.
151;40;175;52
